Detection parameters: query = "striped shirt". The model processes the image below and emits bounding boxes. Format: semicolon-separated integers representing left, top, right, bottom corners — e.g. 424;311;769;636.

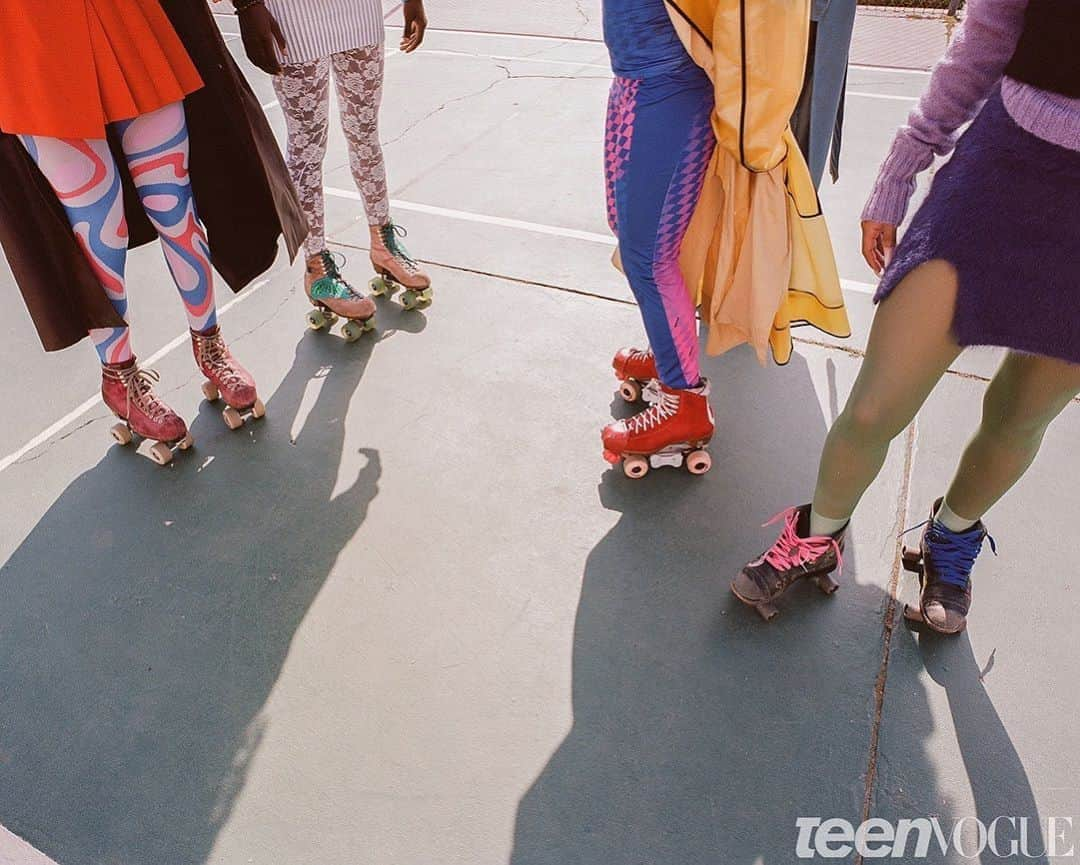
265;0;385;65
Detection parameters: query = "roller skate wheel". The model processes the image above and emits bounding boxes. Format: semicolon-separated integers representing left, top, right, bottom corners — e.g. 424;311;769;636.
901;547;924;574
370;276;391;296
417;289;433;309
622;455;650;479
324;311;339;325
755;602;780;622
401;290;419;311
177;434;195;451
619;380;642;403
251;399;266;420
223;406;244;430
306;308;328;331
202;380;221;402
341;320;371;343
149;441;174;466
686;449;712;475
110;423;133;446
813;573;840;595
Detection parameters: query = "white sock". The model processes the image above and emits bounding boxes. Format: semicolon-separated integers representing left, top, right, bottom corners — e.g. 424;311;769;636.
934;499;978;533
809;508;849;538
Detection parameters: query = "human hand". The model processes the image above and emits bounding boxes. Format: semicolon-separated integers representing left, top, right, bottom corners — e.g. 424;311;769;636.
861;220;897;276
400;0;428;53
238;2;287;75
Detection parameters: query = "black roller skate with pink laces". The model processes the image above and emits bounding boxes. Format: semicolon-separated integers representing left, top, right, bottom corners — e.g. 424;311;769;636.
732;505;846;621
901;499;996;635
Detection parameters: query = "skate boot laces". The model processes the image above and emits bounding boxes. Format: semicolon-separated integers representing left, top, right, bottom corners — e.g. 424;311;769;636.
762;508;843;575
627;388;680;433
380;222;422;275
903;519;997;589
310;251;363;301
109;365;173;422
193;331;245;390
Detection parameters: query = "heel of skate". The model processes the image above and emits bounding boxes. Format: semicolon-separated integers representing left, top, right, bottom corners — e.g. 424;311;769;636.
812;572;840;595
109;420;193;466
902;546;925;575
201;381;266;431
752;600;780;622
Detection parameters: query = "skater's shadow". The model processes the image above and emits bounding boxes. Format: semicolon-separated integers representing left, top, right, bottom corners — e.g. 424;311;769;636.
0;331;381;865
510;345;1037;864
876;624;1048;863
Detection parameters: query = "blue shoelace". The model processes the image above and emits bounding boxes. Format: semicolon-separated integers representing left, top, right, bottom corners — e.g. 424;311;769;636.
902;519;997;589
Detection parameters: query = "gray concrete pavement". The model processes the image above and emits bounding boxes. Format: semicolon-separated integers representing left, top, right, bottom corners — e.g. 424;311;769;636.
1;4;1077;864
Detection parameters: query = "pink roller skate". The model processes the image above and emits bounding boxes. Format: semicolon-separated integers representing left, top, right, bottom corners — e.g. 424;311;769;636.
191;325;265;430
102;358;193;465
612;346;659;403
601;379;714;478
305;250;376;342
368;220;432;310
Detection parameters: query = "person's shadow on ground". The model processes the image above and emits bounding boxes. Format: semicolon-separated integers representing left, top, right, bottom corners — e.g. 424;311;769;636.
509;345;1045;864
0;324;399;865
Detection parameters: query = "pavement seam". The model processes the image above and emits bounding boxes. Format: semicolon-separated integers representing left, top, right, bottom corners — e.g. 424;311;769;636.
856;418;918;863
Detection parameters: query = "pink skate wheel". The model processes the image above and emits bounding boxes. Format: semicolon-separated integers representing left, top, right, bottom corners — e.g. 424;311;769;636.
201;381;221;402
687;450;711;475
618;380;641;403
622;455;649;478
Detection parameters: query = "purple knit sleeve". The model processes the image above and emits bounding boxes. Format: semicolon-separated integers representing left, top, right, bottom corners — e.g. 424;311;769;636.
862;0;1029;225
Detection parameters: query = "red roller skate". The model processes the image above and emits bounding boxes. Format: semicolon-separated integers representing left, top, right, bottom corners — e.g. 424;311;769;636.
368;221;432;310
102;358;193;466
601;379;714;478
612;347;659;403
305;250;376;342
191;325;265;430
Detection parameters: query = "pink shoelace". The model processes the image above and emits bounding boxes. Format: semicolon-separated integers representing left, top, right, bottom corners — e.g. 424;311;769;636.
761;507;843;575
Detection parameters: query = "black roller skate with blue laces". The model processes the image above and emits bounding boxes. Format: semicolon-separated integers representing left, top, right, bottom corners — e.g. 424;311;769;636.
902;498;997;635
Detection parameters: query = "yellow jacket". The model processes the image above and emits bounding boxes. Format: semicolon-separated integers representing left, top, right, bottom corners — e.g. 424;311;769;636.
666;0;850;364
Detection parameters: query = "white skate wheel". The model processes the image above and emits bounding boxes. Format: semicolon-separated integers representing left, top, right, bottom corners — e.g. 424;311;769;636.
370;276;390;296
619;380;641;403
178;434;195;451
223;406;244;430
111;423;133;446
306;308;328;330
401;290;419;310
623;455;649;479
149;441;174;466
202;380;221;402
687;449;712;475
251;399;266;420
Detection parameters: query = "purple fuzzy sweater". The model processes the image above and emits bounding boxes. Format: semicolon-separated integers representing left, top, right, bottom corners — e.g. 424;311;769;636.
863;0;1080;226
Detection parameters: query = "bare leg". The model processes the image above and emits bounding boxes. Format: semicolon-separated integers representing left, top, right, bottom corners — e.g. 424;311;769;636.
812;261;963;522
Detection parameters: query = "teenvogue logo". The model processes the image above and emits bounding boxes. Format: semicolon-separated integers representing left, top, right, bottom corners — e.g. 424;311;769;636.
795;816;1077;859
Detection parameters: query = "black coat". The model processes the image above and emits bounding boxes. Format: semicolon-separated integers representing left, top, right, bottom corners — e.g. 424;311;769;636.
0;0;308;351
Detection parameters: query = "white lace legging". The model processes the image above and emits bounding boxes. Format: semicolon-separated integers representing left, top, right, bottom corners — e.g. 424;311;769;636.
272;46;390;256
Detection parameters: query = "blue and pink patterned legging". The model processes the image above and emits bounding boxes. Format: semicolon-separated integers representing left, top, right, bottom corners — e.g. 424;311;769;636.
605;67;715;390
20;102;217;365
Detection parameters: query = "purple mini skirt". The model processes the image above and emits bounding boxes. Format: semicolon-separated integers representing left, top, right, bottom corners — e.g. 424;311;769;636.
876;89;1080;364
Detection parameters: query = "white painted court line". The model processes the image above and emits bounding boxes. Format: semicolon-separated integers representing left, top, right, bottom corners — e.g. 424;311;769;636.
0;825;61;865
0;280;267;476
847;90;918;103
327;186;619;245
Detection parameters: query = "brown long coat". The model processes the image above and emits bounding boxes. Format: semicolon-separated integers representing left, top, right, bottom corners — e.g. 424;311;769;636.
0;0;308;351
